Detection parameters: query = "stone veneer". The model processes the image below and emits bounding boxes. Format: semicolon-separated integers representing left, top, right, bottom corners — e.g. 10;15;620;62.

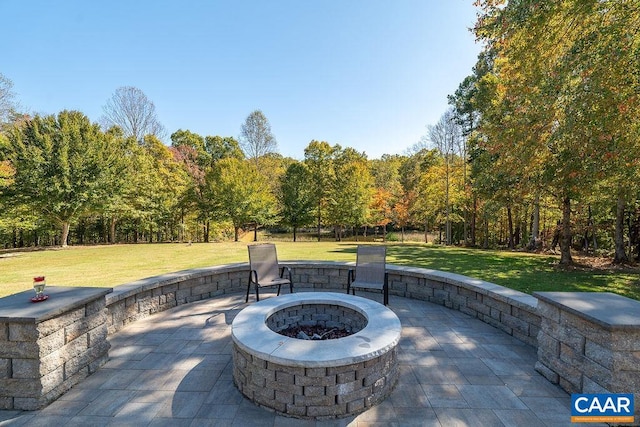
534;292;640;419
0;286;112;410
231;293;401;419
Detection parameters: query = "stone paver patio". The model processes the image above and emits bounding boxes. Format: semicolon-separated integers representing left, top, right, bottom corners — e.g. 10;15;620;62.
0;290;604;426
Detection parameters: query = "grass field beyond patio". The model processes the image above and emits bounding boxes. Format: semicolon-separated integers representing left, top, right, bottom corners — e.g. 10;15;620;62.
1;242;639;301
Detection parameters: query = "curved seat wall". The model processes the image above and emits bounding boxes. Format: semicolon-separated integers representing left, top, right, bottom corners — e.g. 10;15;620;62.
105;261;540;348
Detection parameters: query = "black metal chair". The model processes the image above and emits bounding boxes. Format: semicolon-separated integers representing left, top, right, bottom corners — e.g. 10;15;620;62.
347;245;389;305
246;243;293;302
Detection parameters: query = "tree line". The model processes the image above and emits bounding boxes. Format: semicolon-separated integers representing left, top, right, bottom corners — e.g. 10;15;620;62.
2;0;639;265
463;0;640;264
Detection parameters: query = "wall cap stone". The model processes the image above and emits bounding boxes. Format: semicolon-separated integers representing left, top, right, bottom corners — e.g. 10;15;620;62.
0;287;112;323
105;263;247;304
232;292;401;368
534;291;640;331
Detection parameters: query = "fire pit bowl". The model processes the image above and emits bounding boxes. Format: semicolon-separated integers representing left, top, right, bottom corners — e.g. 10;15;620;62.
231;292;401;419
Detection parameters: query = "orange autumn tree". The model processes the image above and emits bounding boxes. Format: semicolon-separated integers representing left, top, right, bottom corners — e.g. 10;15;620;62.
369;188;393;241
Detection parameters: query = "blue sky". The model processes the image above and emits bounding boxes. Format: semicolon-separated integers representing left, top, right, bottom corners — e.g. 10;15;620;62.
2;1;481;159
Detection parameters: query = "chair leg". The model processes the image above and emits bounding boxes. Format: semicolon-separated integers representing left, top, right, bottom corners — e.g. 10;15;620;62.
246;280;251;303
255;285;260;302
383;285;389;306
276;284;281;296
289;283;293;294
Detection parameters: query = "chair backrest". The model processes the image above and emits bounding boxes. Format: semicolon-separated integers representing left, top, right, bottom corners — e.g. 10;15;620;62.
356;245;386;284
248;243;280;282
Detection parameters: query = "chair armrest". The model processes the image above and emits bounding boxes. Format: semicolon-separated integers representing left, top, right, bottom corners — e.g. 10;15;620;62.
249;269;258;284
280;266;292;282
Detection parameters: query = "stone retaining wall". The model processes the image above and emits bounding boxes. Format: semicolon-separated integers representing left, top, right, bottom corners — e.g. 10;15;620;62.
534;292;640;419
0;287;111;410
106;262;541;348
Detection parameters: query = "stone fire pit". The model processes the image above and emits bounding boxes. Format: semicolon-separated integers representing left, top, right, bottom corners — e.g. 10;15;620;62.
231;292;401;419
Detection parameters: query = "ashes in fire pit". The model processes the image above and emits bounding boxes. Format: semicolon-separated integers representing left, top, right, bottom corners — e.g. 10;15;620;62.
279;325;351;340
265;301;368;341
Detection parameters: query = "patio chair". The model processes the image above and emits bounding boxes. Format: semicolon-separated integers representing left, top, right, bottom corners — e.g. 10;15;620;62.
347;245;389;305
246;243;293;302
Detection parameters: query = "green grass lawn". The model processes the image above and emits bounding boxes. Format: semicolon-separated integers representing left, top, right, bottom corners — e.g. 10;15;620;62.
1;242;639;300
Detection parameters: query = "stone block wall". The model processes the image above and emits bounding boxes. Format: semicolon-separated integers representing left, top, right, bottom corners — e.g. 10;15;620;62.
104;261;541;349
385;267;540;347
106;264;247;334
534;292;640;420
0;289;111;410
232;343;398;419
288;263;540;348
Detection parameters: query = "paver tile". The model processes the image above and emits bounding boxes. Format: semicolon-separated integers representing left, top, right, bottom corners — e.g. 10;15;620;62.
433;407;505;426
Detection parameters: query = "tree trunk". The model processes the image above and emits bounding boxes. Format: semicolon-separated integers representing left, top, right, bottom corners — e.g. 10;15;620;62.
635;208;640;261
204;220;210;243
507;206;514;249
61;222;70;248
424;220;428;243
483;216;489;249
109;217;116;244
293;226;297;242
613;195;629;264
317;205;322;242
583;205;593;251
471;195;477;246
253;223;258;242
559;196;573;265
234;226;240;242
528;194;540;250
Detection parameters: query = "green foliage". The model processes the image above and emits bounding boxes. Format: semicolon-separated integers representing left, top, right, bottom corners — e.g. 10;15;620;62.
279;162;315;240
6;111;125;245
304;140;337;238
206;157;276;240
469;0;640;261
328;147;373;232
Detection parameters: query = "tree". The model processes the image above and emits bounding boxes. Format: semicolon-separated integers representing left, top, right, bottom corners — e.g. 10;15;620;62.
239;109;277;167
370;188;393;241
207;157;276;241
473;0;640;263
205;135;244;162
0;73;18;125
6;111;124;246
327;148;373;240
304;140;336;241
428;109;462;245
279;162;315;241
101;86;166;142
